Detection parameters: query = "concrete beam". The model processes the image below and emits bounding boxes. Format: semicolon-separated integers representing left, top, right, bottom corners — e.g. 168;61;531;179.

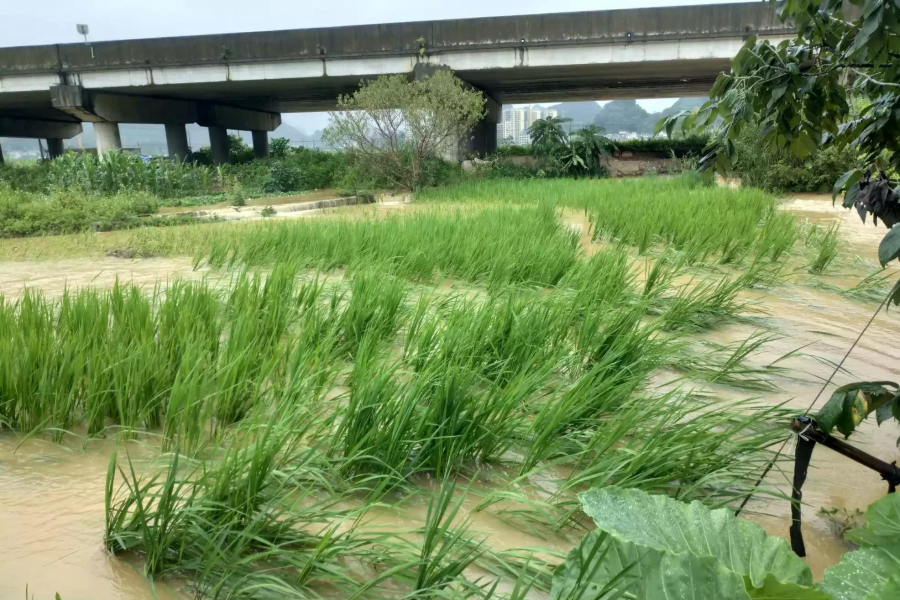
251;130;269;158
50;85;281;132
46;138;64;158
95;122;122;156
198;104;281;132
0;116;82;139
52;85;198;124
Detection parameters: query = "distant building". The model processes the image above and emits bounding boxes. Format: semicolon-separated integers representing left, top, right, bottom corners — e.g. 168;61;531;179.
497;105;559;146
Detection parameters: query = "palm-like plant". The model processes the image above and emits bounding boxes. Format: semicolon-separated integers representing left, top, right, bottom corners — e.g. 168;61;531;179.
569;125;616;178
528;116;571;155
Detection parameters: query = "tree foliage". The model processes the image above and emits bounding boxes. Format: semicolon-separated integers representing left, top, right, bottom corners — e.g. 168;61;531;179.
528;120;615;178
324;71;485;191
659;0;900;264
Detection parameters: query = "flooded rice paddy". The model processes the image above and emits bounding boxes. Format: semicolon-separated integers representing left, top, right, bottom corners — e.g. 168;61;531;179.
1;193;899;598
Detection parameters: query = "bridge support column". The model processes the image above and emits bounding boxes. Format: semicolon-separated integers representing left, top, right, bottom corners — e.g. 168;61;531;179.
95;122;122;156
461;119;498;157
252;130;269;158
46;138;65;159
209;126;230;164
0;142;4;165
165;124;190;162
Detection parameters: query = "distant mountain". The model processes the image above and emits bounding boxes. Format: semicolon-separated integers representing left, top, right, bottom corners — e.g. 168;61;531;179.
548;101;604;129
659;97;707;118
544;97;708;136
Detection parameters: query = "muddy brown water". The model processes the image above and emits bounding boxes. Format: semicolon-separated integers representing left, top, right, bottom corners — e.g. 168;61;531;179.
1;194;899;597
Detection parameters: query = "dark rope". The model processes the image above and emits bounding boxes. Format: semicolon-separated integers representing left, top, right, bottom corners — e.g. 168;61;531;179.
734;277;896;517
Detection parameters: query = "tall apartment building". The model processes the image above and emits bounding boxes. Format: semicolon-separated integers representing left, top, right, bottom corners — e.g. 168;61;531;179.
497;105;559;146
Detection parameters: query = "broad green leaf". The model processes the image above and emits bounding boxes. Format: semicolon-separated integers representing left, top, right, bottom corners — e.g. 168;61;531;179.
842;182;860;210
550;530;643;600
579;487;813;588
645;552;750;600
820;544;900;600
845;494;900;547
832;169;863;201
879;227;900;266
745;574;830;599
815;382;900;437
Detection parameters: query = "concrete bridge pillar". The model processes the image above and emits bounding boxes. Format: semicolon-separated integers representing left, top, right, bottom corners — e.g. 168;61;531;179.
46;138;65;159
462;119;498;158
95;122;122;156
209;126;230;164
165;124;191;162
252;130;269;158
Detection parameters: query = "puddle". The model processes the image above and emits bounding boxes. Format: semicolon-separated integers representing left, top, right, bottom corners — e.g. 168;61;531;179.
0;437;185;600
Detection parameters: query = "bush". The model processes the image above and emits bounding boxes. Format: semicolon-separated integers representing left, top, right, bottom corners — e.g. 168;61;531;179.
474;158;536;179
0;188;160;237
261;162;301;193
615;135;708;157
270;137;291;158
733;125;860;193
495;144;532;157
0;162;52;193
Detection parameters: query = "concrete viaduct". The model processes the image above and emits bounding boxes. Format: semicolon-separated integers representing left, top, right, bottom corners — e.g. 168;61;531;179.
0;2;791;163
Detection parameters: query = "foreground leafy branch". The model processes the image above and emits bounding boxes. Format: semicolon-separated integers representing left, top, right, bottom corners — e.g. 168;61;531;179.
554;486;900;599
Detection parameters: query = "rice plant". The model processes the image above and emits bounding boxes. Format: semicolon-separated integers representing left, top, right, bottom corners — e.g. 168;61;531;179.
805;222;840;274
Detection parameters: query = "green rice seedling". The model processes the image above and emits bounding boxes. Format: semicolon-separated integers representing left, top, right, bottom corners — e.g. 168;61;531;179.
805;222;840;274
408;290;572;385
560;244;637;310
199;203;579;288
640;250;689;300
651;276;746;332
755;208;799;263
418;176;794;268
338;269;408;354
560;394;791;507
672;331;798;391
838;269;896;303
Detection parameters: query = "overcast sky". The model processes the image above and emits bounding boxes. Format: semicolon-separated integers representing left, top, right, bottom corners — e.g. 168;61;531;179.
1;0;735;134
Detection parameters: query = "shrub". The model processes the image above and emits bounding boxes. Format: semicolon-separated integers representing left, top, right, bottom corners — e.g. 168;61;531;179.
614;134;708;157
733;124;861;193
261;162;302;193
270;137;291;158
0;188;160;237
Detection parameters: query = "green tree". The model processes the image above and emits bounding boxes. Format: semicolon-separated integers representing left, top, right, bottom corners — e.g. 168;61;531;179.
528;116;571;155
659;0;900;437
324;71;485;191
660;0;900;263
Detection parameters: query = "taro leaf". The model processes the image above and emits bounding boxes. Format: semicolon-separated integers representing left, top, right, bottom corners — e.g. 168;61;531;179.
551;533;825;600
579;487;813;589
744;575;829;599
820;544;900;600
645;553;750;600
879;227;900;266
815;381;900;438
550;529;643;600
845;494;900;548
